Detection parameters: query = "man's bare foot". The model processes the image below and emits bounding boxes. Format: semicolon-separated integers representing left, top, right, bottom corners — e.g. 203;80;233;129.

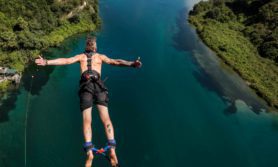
109;148;119;167
85;150;94;167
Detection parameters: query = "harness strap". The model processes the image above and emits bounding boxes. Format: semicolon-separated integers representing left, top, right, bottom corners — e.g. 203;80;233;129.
79;77;108;92
84;51;95;73
80;51;108;92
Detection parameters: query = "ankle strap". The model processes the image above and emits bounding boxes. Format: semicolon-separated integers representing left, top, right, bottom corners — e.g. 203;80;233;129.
83;142;94;152
107;139;116;147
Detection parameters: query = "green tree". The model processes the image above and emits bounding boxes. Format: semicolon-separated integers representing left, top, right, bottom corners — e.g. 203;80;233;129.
13;17;28;31
68;15;80;24
189;1;212;15
259;2;278;29
0;31;18;50
260;40;278;62
205;5;236;23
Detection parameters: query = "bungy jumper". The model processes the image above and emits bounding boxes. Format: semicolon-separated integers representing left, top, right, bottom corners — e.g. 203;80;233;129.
80;51;120;167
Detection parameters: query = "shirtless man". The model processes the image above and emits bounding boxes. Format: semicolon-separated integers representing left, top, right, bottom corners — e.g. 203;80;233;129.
35;36;142;167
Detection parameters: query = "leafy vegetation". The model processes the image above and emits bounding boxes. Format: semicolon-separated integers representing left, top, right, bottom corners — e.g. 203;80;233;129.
189;0;278;109
0;80;11;93
0;0;100;72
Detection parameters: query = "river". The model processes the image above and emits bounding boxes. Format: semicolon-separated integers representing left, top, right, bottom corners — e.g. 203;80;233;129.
0;0;278;166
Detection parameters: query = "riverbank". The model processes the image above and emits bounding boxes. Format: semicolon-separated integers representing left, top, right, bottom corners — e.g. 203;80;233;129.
0;18;97;95
2;0;278;166
188;1;278;109
0;0;100;96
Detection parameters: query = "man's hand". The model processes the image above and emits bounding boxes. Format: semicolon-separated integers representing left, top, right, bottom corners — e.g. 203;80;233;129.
132;57;142;68
35;55;47;66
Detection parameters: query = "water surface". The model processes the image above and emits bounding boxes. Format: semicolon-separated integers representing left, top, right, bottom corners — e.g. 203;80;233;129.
1;0;278;167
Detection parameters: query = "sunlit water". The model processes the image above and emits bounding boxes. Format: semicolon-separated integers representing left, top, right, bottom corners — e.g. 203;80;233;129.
1;0;278;166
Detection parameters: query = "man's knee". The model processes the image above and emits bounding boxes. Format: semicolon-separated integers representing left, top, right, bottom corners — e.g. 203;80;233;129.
100;113;112;125
83;117;91;125
103;117;112;125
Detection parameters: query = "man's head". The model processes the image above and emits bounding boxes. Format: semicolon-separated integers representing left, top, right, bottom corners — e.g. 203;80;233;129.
85;36;97;52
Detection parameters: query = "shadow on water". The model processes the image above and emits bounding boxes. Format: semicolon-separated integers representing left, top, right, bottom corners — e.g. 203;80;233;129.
272;115;278;131
0;33;88;123
0;35;84;123
0;90;19;122
0;64;55;123
172;8;268;114
24;34;83;95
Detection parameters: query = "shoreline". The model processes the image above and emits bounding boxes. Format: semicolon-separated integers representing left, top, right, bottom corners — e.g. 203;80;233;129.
0;20;99;100
188;18;278;111
0;0;101;99
187;1;278;111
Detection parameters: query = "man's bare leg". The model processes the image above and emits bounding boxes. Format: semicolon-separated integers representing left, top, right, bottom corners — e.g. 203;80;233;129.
97;105;119;166
83;107;94;167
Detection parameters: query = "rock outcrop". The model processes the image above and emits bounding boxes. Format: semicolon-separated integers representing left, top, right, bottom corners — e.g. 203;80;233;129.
0;67;21;85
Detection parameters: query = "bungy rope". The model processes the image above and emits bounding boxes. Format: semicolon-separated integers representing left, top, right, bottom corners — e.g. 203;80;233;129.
24;75;34;167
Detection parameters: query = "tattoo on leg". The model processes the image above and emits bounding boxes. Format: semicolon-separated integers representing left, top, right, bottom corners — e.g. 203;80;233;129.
85;128;91;135
86;130;91;135
106;124;111;134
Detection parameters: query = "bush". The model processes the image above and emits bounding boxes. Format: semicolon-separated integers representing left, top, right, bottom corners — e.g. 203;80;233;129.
189;1;212;15
260;40;278;62
0;31;18;50
0;80;11;93
205;5;236;23
13;17;28;31
259;2;278;29
68;15;80;24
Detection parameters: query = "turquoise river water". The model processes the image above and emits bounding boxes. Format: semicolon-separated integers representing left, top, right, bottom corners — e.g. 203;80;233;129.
0;0;278;166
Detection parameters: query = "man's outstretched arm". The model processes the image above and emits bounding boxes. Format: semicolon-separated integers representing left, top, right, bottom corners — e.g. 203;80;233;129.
101;55;142;68
35;55;80;66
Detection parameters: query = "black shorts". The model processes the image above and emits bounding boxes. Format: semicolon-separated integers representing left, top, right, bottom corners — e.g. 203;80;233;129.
79;80;109;111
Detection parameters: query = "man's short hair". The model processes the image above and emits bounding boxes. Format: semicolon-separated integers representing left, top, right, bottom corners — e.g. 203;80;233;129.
85;36;97;52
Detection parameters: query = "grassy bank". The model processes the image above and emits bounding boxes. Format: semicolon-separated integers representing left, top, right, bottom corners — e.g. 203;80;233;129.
0;18;97;72
0;18;97;93
0;80;10;93
189;1;278;109
0;0;100;93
